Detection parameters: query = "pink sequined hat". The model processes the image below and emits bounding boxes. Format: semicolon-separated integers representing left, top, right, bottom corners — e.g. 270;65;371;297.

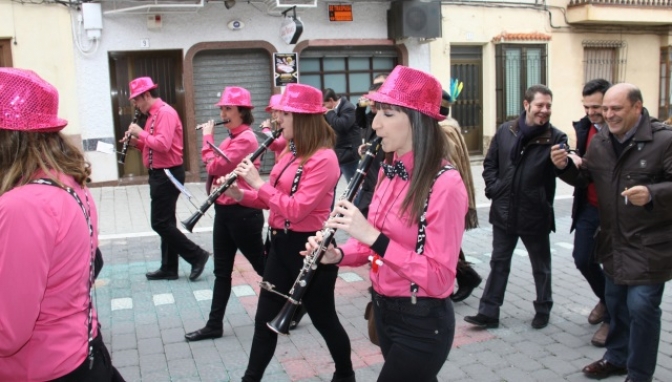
275;84;327;114
265;94;282;112
367;65;445;121
0;68;68;132
215;86;254;109
128;76;159;100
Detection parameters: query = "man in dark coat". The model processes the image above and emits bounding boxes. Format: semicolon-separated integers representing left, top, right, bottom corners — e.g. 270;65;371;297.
465;85;567;330
323;88;361;183
552;83;672;382
569;79;612;347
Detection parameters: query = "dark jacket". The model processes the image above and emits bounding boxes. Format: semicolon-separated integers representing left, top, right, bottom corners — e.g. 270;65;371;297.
559;108;672;285
354;106;383;217
483;117;567;235
569;115;593;232
324;97;361;165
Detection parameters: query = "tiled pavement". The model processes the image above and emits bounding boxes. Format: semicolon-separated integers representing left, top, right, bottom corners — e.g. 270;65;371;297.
91;166;672;382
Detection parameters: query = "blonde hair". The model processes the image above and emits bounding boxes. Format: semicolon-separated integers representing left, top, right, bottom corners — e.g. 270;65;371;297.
0;130;91;196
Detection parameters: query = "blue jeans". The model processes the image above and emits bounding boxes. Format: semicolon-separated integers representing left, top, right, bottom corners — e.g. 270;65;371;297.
603;276;665;382
339;160;358;184
572;204;609;321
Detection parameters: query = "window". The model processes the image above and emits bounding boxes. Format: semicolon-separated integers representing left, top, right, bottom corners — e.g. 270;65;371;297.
495;44;547;126
299;47;397;104
660;46;672;120
583;40;627;84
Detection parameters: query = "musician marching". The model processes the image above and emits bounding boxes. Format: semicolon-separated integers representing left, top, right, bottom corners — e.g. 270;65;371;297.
123;76;209;281
304;66;469;382
224;84;355;382
184;86;266;342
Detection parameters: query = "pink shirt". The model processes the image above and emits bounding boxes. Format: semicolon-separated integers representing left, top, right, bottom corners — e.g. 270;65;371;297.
201;125;259;205
135;98;184;169
261;127;288;161
240;148;339;232
0;173;99;381
340;152;468;299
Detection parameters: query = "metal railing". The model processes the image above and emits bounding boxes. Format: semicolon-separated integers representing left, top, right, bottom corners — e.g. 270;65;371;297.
569;0;671;7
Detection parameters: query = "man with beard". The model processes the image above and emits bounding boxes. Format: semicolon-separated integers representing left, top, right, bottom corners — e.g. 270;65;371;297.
465;85;567;330
569;79;612;347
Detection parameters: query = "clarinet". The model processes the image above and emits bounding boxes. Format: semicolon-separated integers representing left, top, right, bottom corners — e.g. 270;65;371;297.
262;136;383;335
118;108;139;165
181;127;284;233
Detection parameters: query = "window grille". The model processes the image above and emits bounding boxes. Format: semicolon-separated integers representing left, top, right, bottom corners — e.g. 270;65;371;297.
583;40;626;84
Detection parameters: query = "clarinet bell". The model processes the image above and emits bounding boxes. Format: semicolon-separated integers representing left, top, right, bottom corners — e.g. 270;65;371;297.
266;301;299;336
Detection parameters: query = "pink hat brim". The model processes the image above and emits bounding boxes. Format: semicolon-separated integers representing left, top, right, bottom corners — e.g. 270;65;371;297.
1;117;68;132
273;104;328;114
367;91;446;121
128;84;158;100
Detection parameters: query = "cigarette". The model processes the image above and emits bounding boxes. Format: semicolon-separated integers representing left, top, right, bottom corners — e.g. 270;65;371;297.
624;187;628;205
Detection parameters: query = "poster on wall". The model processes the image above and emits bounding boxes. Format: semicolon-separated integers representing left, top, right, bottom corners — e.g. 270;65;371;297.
274;53;299;87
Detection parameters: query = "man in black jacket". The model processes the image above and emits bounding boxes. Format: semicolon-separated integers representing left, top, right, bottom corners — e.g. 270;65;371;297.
570;79;611;347
465;85;567;330
354;82;384;217
323;88;361;183
552;83;672;382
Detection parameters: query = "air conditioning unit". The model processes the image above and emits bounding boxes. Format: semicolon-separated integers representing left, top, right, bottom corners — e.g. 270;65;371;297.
388;0;442;40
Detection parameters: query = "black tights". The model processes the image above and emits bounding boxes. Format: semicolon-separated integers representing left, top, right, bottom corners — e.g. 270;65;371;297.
242;230;353;382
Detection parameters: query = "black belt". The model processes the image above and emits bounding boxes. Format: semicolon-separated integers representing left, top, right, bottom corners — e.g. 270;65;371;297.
373;291;447;316
148;164;183;173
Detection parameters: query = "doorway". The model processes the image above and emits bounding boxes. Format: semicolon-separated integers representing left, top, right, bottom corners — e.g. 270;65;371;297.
450;45;483;155
108;50;185;178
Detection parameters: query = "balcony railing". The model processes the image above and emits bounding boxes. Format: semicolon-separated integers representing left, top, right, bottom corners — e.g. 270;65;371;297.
569;0;671;7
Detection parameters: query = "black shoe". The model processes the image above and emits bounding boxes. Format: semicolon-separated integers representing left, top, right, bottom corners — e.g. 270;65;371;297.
189;251;210;281
464;313;499;328
289;305;307;330
146;269;178;280
531;313;550;329
184;326;223;342
331;372;356;382
451;265;482;302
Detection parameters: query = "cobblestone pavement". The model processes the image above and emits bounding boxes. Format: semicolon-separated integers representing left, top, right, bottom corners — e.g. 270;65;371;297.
90;166;672;382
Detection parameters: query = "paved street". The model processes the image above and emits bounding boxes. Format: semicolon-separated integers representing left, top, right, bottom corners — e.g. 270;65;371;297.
91;165;672;382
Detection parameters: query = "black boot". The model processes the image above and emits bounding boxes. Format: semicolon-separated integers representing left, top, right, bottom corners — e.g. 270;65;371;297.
451;263;482;302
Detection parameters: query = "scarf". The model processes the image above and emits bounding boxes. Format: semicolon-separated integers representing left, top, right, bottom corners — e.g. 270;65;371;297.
510;110;549;163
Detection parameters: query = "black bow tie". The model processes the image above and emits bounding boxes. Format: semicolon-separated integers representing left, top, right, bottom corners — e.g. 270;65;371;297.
381;161;409;181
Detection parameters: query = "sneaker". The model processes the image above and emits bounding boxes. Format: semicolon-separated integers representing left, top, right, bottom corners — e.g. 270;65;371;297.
531;313;549;329
464;313;499;328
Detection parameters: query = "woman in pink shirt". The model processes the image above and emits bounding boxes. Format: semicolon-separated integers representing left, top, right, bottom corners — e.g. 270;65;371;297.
0;68;123;381
225;83;355;382
184;87;266;342
260;93;287;162
305;66;469;382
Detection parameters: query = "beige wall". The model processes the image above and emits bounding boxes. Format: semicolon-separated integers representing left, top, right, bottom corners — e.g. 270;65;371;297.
0;3;80;138
431;3;667;153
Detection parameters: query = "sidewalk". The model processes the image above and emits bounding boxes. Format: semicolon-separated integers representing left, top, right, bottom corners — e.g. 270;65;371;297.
92;165;672;382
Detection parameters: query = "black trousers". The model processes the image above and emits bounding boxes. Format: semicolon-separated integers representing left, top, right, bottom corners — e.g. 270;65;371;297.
206;203;265;330
373;292;454;382
478;226;553;318
148;165;204;273
50;334;125;382
242;230;353;382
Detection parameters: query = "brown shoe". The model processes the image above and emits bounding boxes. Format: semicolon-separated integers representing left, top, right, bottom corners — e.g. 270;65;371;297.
591;322;609;347
588;302;606;325
582;359;627;379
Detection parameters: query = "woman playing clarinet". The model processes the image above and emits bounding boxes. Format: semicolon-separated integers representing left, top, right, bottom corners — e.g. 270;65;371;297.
225;83;355;382
305;66;469;382
184;86;265;342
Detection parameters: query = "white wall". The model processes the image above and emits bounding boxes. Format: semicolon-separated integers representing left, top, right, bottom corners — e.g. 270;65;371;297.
74;1;429;181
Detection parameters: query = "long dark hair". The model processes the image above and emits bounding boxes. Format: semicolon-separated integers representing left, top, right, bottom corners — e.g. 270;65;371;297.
0;130;91;196
378;104;450;223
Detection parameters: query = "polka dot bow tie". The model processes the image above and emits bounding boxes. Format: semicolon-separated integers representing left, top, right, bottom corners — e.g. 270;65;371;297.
381;160;409;181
